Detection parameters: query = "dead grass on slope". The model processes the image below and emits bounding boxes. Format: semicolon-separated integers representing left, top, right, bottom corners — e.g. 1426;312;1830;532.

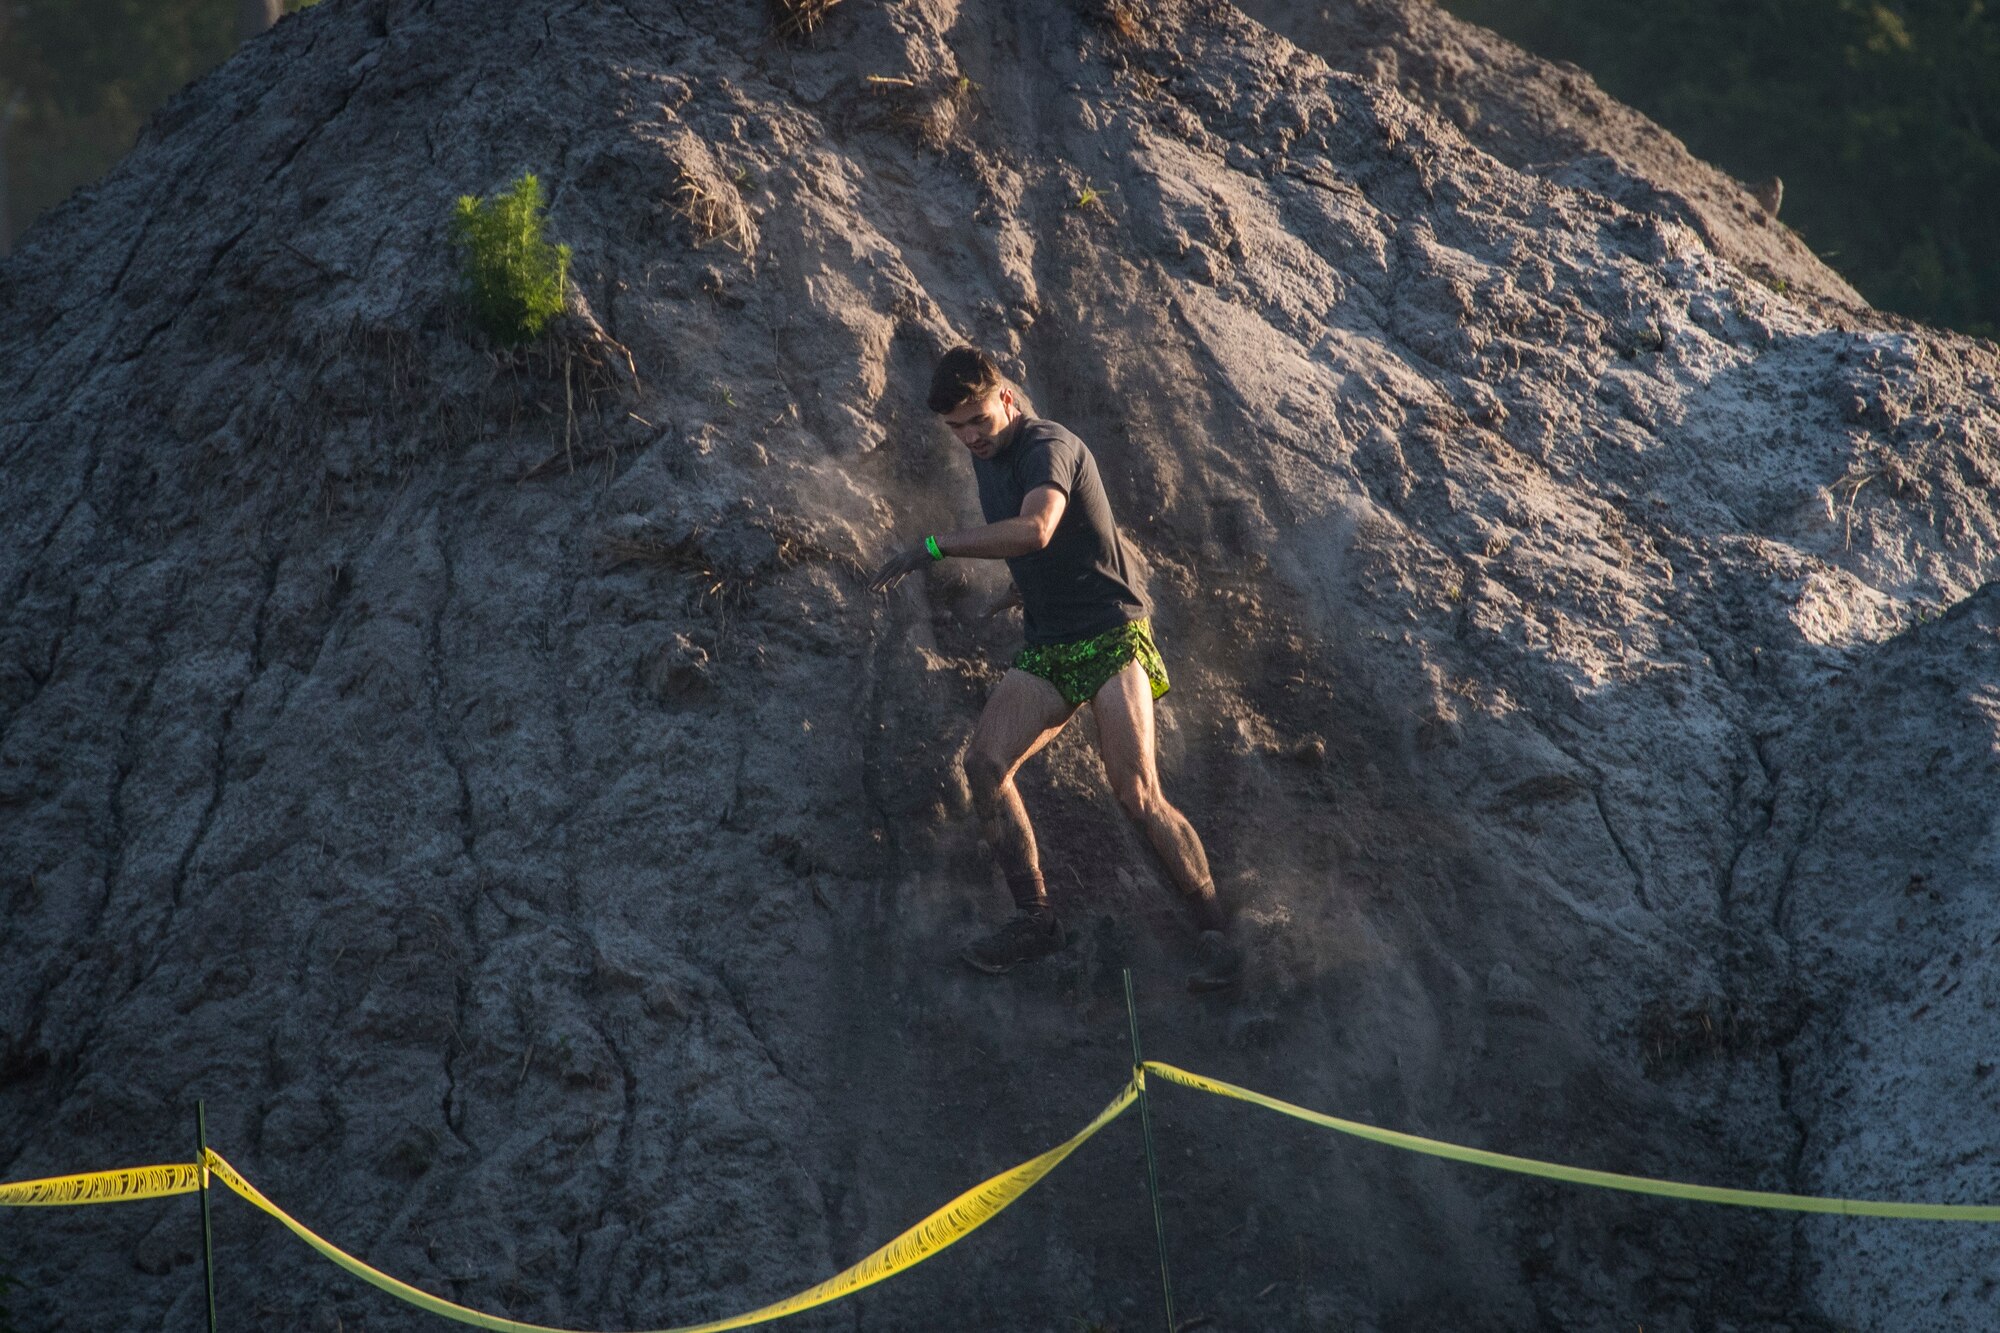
771;0;840;41
864;72;978;151
670;170;755;256
603;528;752;608
601;520;864;610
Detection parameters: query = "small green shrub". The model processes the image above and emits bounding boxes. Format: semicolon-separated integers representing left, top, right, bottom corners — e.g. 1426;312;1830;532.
449;171;572;347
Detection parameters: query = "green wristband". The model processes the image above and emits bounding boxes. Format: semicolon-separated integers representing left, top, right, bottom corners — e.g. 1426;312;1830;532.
924;535;945;562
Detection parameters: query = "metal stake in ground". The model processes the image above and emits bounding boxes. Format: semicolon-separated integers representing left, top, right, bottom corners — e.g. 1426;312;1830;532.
197;1100;217;1332
1123;968;1177;1333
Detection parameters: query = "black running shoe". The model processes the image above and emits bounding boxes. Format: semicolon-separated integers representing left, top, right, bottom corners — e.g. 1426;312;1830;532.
1186;929;1243;993
961;908;1066;974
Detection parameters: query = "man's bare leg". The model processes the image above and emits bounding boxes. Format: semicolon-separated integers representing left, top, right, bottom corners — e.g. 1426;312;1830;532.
960;669;1076;971
965;670;1072;891
1091;660;1225;931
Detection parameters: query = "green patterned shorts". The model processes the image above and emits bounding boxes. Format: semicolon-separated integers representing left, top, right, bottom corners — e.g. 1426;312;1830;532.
1013;617;1171;707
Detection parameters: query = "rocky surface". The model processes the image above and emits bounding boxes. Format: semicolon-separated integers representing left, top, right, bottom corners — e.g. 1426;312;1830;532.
2;1;1998;1329
1240;0;1866;311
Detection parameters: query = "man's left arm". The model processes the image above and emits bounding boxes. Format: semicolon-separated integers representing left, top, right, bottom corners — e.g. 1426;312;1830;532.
866;485;1067;591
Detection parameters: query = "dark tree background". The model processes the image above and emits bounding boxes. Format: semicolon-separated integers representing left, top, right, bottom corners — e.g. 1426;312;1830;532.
1443;0;2000;337
0;0;309;255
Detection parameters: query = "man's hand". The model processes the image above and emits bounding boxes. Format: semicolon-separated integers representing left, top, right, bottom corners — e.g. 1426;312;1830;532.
866;543;932;593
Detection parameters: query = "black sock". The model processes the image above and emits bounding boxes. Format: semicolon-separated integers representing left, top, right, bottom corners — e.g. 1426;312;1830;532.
1006;868;1049;914
1189;884;1227;933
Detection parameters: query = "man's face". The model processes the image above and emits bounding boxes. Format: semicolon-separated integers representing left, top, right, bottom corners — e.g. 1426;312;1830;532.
941;389;1014;459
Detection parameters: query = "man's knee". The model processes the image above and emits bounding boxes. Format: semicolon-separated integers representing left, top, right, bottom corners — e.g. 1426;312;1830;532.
1111;771;1162;823
964;748;1009;807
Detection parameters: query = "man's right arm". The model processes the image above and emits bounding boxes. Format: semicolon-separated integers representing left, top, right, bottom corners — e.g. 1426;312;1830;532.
930;484;1067;559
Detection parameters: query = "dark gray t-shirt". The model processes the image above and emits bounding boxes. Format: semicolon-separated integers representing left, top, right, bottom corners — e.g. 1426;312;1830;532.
972;417;1150;646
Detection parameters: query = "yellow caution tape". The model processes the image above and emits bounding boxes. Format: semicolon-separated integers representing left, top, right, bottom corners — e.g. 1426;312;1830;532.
1143;1061;2000;1221
203;1078;1138;1333
0;1162;202;1207
19;1051;1997;1333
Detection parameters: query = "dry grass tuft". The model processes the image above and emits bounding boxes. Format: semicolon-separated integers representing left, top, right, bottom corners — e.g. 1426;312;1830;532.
1634;989;1809;1077
1635;997;1743;1075
671;171;755;255
769;522;868;581
867;72;977;151
602;519;864;613
604;528;753;609
771;0;840;41
1826;464;1884;547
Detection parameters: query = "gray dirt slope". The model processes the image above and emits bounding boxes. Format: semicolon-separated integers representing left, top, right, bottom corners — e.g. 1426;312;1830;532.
1239;0;1866;311
3;1;1998;1329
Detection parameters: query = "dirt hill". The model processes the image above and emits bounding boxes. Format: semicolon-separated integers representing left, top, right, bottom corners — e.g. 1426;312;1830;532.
1240;0;1867;312
4;1;1999;1329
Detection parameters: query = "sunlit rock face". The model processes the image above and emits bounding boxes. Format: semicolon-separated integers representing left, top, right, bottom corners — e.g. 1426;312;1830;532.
3;2;1997;1329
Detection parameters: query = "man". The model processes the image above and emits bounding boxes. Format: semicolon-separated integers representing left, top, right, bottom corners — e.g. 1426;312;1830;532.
868;347;1241;992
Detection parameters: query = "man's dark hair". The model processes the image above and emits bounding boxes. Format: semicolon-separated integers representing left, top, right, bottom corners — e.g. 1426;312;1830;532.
928;346;1004;414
